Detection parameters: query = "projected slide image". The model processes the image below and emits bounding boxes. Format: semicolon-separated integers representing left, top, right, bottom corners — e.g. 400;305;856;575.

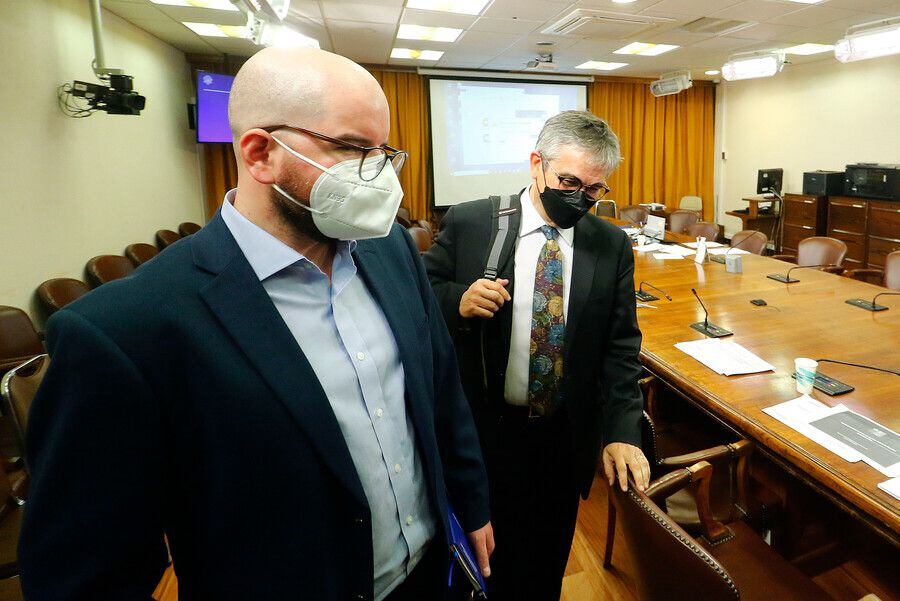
445;81;583;175
197;71;235;143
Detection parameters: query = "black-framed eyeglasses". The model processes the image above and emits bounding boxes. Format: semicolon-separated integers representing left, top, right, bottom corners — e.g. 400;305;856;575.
541;156;611;200
261;124;408;182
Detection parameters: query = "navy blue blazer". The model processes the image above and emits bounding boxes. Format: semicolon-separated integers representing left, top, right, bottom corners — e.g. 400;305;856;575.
19;213;489;601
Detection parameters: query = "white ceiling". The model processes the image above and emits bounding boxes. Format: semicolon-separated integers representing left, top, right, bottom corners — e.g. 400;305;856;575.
104;0;900;79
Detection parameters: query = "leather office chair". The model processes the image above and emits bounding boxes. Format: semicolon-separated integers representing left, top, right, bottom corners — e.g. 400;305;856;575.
155;229;182;250
595;199;617;219
846;250;900;290
679;195;702;213
619;205;649;226
607;462;833;601
178;222;202;237
407;226;433;253
85;255;135;288
730;230;768;255
772;237;847;274
669;209;700;234
395;207;412;228
125;243;159;266
0;456;24;582
0;354;48;471
0;307;44;381
687;222;719;242
36;278;90;317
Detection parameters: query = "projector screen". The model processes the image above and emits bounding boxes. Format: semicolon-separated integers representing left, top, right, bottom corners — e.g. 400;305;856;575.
429;78;587;208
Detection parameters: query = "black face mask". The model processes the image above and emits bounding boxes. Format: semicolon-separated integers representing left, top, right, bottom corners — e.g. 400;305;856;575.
538;184;594;230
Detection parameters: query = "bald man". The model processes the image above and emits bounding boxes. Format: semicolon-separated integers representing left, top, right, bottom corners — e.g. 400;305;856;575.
20;48;492;601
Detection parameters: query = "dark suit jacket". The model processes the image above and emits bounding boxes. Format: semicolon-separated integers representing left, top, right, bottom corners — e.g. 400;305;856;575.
19;213;489;601
423;195;643;497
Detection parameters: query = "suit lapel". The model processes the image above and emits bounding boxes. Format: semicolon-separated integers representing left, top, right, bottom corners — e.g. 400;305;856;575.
195;216;367;507
565;218;599;357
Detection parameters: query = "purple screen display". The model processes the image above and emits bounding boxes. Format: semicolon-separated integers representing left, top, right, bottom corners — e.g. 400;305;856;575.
197;71;235;143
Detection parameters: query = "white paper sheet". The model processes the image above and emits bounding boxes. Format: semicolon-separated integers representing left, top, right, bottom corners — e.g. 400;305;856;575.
653;253;683;260
763;397;863;463
656;245;697;257
878;477;900;500
674;338;775;376
634;243;666;253
621;227;640;236
684;241;724;248
708;247;750;256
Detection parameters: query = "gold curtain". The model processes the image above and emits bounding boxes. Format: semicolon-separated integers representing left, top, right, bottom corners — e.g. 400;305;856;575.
368;69;432;221
589;80;716;222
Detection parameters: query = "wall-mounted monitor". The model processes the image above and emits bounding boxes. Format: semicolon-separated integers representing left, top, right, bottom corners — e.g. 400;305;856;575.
197;71;234;143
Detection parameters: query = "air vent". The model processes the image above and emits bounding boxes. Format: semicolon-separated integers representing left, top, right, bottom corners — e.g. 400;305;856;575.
542;9;675;39
679;17;756;37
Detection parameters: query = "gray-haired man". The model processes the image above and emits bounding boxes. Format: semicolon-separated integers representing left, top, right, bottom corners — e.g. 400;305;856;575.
424;111;649;600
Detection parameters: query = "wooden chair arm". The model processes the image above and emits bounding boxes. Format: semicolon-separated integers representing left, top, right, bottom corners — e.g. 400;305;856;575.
770;254;797;263
822;266;845;275
845;268;884;284
645;461;730;543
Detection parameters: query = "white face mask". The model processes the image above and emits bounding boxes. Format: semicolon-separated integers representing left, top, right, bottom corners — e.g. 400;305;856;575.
270;135;403;241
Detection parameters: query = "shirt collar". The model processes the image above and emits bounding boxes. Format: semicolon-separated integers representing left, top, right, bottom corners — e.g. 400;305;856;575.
220;189;356;282
518;186;575;246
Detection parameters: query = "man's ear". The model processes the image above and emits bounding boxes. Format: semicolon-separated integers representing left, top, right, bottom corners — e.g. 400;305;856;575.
528;151;543;187
239;129;278;185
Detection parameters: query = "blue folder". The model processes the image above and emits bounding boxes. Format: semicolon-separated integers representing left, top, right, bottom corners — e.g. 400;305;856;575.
447;508;488;599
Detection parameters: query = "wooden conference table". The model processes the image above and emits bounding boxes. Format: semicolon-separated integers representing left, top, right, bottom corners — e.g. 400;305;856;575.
607;218;900;546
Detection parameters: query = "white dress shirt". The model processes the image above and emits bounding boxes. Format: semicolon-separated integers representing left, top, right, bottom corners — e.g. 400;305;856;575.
504;187;575;406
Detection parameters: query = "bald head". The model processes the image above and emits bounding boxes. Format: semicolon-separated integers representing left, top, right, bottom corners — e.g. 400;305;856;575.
227;47;388;141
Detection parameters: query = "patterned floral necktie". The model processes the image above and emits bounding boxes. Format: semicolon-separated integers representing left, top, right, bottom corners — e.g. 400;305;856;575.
527;225;565;417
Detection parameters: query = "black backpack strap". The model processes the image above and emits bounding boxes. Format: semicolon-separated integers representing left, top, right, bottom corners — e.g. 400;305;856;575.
483;195;519;280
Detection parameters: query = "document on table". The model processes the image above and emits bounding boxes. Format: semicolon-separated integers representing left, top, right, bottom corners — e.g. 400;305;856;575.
634;242;666;253
763;397;900;477
878;477;900;500
674;338;775;376
621;227;640;236
684;241;724;248
708;247;750;256
653;253;683;260
656;245;697;257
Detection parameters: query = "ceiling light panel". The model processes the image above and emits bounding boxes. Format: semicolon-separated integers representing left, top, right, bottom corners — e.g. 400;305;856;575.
405;0;491;16
391;48;445;60
614;42;679;56
397;24;463;42
182;22;247;37
575;61;629;70
152;0;239;9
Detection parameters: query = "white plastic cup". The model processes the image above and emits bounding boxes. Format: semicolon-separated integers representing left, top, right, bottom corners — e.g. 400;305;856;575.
795;358;818;395
636;234;646;247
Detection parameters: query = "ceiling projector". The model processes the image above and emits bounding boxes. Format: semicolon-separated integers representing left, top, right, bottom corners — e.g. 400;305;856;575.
650;70;693;97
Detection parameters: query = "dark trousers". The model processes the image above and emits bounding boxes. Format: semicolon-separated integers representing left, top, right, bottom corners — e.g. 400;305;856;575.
478;407;581;601
383;544;444;601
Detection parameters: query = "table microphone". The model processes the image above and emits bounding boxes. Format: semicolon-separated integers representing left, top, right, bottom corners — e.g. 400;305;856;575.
636;281;672;302
766;263;839;283
689;288;732;338
845;291;900;312
709;231;763;264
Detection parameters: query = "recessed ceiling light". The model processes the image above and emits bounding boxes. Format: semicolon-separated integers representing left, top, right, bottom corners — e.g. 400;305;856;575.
575;61;629;71
783;43;834;55
151;0;238;9
397;24;463;43
182;22;247;38
405;0;491;16
391;48;444;60
612;0;638;3
782;0;824;3
705;69;720;75
614;42;679;56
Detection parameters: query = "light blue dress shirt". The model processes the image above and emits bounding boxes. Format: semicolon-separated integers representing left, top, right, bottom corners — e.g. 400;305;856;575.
221;191;436;600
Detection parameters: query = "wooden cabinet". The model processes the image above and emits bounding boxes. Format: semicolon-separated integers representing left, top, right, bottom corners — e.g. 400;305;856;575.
867;200;900;268
827;196;868;268
781;194;826;255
